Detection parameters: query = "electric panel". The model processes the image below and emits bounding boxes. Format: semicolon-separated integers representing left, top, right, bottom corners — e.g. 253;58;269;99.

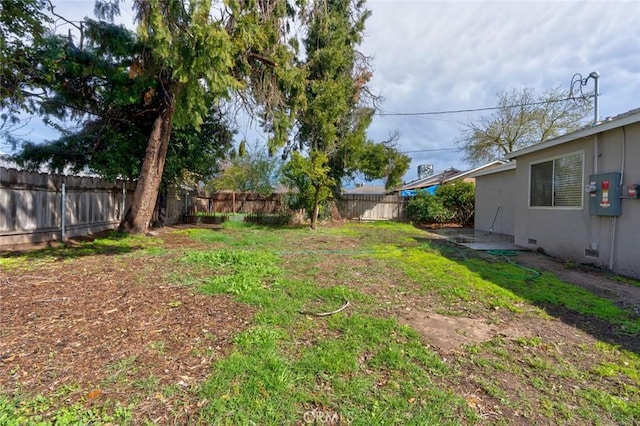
588;173;622;216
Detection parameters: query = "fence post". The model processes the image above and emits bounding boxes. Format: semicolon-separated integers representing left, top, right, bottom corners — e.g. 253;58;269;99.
121;181;126;220
61;180;66;242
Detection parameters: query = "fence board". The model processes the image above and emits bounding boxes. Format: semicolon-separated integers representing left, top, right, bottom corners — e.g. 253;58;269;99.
189;192;286;215
338;194;408;221
0;167;135;246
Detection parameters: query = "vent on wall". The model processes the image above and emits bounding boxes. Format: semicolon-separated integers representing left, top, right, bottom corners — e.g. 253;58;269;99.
585;249;599;258
528;238;537;245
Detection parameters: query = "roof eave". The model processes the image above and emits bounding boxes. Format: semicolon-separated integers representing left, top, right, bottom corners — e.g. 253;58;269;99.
506;109;640;159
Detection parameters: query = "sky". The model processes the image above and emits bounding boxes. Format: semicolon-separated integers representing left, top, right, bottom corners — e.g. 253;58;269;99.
361;0;640;181
3;0;640;183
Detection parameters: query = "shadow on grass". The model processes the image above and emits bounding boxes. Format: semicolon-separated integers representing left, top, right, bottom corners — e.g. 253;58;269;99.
0;232;153;262
415;236;640;355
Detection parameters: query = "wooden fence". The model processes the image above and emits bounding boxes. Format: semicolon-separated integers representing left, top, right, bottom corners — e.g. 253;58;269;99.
337;194;408;221
0;167;137;246
187;192;409;221
188;192;285;215
1;165;409;247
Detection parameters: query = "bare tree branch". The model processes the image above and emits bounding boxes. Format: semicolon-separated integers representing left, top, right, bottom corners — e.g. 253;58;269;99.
458;87;592;166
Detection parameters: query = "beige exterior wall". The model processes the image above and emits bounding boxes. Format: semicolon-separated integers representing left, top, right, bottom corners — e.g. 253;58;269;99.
512;121;640;278
474;168;516;236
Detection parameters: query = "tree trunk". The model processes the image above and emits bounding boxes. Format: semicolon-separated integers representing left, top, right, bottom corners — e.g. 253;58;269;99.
310;185;320;230
119;102;175;234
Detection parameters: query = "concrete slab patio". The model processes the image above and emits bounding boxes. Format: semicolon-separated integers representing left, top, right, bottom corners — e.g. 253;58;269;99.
424;228;525;252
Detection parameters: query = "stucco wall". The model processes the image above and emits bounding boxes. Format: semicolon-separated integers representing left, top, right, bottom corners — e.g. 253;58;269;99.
512;121;640;278
474;168;516;236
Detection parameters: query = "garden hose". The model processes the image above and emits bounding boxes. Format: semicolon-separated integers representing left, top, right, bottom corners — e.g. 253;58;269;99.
487;249;542;280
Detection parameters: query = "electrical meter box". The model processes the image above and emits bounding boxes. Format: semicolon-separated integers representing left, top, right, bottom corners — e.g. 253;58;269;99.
588;173;622;216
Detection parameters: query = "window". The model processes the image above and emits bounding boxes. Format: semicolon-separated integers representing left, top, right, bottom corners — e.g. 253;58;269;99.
530;152;583;207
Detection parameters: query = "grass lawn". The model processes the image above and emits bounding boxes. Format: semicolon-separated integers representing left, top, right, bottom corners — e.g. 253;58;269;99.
1;221;639;425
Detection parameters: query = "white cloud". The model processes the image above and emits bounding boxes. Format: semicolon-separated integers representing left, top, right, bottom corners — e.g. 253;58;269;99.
362;0;640;180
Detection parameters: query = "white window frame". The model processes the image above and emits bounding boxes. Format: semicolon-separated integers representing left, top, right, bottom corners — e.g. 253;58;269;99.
528;150;584;210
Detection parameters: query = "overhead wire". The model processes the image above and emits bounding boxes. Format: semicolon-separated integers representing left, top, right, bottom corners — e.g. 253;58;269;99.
375;95;589;117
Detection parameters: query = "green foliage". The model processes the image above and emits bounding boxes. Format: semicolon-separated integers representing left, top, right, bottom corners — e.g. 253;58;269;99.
435;181;475;224
162;107;235;184
273;0;408;214
0;0;50;113
0;394;132;425
7;0;302;233
11;19;234;183
357;136;411;189
407;182;476;224
134;0;237;130
206;144;281;195
407;192;456;224
281;150;335;227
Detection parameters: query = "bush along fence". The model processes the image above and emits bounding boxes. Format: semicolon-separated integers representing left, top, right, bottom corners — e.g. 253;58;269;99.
0;167;135;247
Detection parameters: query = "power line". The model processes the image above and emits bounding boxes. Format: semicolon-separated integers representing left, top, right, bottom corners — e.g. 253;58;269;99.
403;147;460;153
375;96;584;117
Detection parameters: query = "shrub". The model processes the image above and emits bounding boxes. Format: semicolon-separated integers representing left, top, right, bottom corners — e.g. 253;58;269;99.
435;181;475;225
407;192;455;223
407;181;475;225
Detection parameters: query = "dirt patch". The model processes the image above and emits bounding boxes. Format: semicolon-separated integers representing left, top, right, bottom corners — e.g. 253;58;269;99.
398;310;526;354
1;223;639;424
0;226;254;423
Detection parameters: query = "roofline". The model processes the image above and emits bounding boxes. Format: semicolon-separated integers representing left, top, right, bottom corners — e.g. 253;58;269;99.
469;161;517;178
398;168;461;190
443;160;505;182
506;108;640;159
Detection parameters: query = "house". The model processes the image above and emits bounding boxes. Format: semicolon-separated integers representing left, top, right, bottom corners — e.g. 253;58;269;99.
397;161;505;196
473;108;640;278
343;184;388;195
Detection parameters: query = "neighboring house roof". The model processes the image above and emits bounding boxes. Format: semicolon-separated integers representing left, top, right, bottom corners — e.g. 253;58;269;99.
443;160;506;182
506;107;640;159
469;161;517;178
398;167;461;191
343;185;388;195
398;160;505;191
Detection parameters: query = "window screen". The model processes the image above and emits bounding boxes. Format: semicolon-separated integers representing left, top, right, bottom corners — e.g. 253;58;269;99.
530;153;582;207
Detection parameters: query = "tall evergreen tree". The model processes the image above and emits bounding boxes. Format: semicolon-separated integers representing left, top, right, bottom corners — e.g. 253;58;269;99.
277;0;409;229
10;15;234;184
116;0;300;233
0;0;50;137
7;1;300;234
